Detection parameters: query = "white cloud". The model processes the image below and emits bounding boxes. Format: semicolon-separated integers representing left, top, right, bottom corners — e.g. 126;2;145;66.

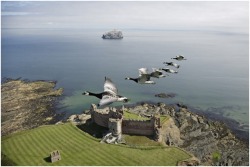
1;1;248;33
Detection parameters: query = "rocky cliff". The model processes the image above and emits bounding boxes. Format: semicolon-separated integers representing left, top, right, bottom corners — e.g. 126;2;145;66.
125;102;249;166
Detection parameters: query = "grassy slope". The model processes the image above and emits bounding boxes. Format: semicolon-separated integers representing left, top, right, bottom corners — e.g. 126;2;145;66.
2;123;190;166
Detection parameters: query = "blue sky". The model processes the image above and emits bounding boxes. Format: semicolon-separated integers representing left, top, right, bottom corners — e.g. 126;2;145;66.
1;1;249;33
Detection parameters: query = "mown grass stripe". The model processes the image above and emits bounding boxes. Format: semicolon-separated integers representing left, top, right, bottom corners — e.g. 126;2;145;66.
17;135;39;165
2;123;191;166
29;131;49;155
11;137;29;165
36;128;58;152
87;144;120;165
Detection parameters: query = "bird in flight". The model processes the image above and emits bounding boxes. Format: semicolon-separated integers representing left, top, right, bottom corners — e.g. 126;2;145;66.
83;77;129;106
125;68;156;84
171;55;187;61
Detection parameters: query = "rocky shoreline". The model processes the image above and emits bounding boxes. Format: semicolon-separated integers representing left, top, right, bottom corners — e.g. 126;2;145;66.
1;78;63;136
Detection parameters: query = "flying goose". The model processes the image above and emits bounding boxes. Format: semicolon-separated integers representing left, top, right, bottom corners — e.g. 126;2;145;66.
125;68;155;84
163;62;180;68
160;68;178;74
82;77;129;106
171;55;187;61
150;68;167;78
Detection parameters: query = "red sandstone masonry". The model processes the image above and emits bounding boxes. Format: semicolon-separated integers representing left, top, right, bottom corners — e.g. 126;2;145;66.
122;119;155;135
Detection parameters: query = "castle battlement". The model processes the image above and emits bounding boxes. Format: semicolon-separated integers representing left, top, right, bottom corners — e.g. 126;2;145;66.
90;104;162;142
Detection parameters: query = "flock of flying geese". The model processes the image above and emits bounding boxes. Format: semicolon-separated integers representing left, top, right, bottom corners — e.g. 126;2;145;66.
83;55;187;107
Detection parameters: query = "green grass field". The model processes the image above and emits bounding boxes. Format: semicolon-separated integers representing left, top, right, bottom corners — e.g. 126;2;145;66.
2;123;191;166
123;110;150;120
123;110;169;125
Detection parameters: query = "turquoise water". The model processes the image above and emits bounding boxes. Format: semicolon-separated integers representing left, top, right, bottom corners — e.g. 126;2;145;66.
2;28;249;132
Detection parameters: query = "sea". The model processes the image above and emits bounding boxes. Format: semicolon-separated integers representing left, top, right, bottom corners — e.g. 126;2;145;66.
1;28;249;138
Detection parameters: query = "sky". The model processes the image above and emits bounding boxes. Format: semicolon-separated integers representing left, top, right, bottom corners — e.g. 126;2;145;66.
1;1;249;33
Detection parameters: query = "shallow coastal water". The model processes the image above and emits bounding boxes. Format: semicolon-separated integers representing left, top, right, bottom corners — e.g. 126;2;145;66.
2;28;249;133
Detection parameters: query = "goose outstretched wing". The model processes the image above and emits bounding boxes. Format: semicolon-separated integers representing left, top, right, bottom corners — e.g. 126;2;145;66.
138;68;149;76
104;77;118;95
152;68;163;74
99;95;117;106
152;68;158;72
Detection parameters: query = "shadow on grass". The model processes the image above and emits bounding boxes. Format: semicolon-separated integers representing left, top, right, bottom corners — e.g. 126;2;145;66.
76;119;109;139
1;152;17;166
43;156;51;163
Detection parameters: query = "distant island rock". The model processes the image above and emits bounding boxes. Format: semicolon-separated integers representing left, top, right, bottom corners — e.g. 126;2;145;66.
155;93;176;98
102;29;123;39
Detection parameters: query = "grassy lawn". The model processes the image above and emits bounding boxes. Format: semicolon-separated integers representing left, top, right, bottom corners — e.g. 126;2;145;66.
123;135;163;147
2;123;190;166
123;110;169;126
160;115;169;125
123;110;150;120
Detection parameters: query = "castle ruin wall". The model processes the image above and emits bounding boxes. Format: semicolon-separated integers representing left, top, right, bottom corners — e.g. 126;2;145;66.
90;104;161;141
122;119;155;136
91;110;110;128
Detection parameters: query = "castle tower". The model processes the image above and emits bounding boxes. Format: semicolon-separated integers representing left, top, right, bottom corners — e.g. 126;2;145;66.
152;114;162;142
90;104;97;123
108;118;122;141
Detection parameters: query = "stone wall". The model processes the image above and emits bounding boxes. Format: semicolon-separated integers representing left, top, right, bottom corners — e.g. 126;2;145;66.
122;119;155;136
90;104;122;128
91;110;110;127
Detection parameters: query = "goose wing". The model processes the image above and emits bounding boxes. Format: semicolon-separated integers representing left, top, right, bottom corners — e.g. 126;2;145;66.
99;95;117;106
178;55;184;59
151;68;161;76
138;74;151;83
104;77;118;95
152;68;158;72
138;68;149;76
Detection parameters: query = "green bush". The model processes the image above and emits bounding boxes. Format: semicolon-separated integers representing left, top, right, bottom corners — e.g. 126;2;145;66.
212;151;221;163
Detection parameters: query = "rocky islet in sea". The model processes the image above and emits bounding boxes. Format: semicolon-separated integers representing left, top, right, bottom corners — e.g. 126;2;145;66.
102;29;123;39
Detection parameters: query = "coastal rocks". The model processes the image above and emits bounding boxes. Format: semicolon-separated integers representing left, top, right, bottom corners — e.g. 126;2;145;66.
161;117;183;146
1;79;63;136
67;113;91;124
177;157;200;166
102;30;123;39
155;93;176;98
172;108;249;166
122;102;249;166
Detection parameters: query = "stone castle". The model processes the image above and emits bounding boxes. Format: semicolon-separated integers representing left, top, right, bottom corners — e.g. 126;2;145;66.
90;104;162;143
